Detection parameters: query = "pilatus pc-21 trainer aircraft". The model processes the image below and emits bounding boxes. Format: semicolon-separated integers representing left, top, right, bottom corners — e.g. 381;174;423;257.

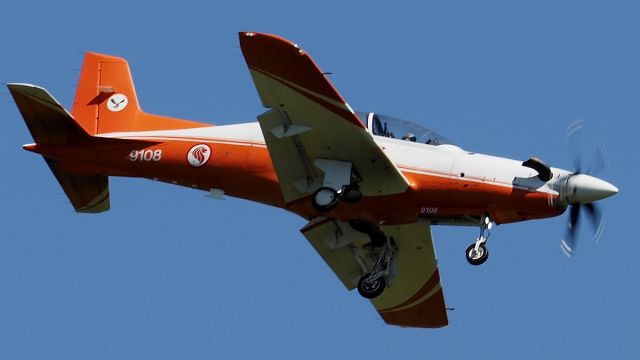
9;32;618;328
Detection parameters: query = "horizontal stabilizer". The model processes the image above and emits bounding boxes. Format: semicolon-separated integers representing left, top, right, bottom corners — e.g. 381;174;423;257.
45;158;110;213
9;83;110;213
8;83;89;145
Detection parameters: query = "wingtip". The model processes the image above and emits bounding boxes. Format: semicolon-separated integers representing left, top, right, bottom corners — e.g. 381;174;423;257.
238;31;299;49
6;83;49;98
7;83;51;95
7;83;38;90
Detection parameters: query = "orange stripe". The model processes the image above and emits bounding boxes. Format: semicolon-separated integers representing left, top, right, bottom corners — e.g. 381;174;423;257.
380;287;448;328
240;32;343;103
240;32;364;129
379;268;441;313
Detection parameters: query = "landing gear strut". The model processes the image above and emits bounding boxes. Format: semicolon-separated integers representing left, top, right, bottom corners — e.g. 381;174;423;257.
357;237;394;299
465;215;492;266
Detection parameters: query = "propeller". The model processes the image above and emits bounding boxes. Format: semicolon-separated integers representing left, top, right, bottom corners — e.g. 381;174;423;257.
559;120;615;257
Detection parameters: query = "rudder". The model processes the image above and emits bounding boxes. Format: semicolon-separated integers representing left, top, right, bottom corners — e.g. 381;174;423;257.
72;52;140;135
71;52;209;134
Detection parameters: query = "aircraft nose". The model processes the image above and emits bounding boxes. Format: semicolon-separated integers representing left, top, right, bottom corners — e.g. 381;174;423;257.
566;174;619;204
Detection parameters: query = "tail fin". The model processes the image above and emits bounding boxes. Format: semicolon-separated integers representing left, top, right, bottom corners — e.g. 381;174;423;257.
72;52;140;134
8;83;110;213
72;52;207;134
9;53;207;213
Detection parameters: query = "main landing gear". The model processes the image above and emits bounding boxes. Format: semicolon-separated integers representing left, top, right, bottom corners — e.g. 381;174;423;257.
310;159;362;212
312;187;339;212
465;215;493;266
357;237;394;299
312;185;362;212
348;219;395;299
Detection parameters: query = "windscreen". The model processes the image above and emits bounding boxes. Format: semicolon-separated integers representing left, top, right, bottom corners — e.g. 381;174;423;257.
356;112;452;145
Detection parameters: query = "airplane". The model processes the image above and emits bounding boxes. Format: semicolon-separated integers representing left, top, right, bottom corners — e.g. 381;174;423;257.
8;32;618;328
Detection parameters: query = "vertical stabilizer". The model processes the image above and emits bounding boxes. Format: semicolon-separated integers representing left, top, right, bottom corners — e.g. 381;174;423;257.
72;53;140;134
71;52;209;134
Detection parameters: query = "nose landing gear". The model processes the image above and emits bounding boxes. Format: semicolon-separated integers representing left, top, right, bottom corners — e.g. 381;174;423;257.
465;215;492;266
466;242;489;265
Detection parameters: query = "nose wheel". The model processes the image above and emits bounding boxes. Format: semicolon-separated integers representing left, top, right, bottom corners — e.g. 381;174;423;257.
465;215;493;266
465;243;489;265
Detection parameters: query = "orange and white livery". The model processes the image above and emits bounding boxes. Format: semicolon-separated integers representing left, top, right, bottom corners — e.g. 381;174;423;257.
9;32;618;328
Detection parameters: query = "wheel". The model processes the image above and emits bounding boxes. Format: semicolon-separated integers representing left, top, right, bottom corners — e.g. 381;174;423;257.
465;243;489;266
357;274;386;299
312;187;338;212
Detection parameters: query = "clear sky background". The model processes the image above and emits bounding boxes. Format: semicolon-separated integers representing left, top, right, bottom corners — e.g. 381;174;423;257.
1;0;637;358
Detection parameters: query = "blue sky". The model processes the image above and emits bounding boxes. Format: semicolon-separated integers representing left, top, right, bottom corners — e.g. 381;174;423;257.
1;0;637;358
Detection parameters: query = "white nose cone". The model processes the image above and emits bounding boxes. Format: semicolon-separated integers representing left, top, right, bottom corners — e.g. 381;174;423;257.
566;174;619;204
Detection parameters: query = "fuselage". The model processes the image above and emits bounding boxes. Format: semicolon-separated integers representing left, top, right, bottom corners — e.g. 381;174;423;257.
28;120;567;226
11;35;620;329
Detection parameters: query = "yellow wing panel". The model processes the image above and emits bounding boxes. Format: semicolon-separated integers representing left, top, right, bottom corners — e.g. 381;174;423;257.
240;32;408;203
301;219;448;328
374;222;448;328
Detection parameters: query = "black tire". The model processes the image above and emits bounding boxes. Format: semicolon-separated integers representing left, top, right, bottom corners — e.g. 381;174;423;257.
357;274;386;299
465;243;489;266
312;187;338;212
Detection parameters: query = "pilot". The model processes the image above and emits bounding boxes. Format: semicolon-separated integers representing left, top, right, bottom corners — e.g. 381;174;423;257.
402;133;417;142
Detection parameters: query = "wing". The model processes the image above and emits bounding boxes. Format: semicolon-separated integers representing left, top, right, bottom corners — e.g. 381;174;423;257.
239;32;409;202
301;218;448;328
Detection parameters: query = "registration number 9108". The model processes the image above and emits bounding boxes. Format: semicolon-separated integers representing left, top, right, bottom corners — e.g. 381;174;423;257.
129;149;162;162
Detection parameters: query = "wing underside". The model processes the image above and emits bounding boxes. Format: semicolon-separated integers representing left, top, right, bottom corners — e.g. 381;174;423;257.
301;218;448;328
239;32;409;203
241;32;446;327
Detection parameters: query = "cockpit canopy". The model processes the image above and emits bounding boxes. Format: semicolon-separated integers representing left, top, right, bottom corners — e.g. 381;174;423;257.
356;112;452;145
